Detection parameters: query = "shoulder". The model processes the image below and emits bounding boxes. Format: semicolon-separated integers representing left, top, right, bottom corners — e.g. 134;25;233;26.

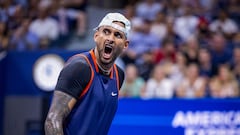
66;54;90;68
60;54;91;78
55;54;92;99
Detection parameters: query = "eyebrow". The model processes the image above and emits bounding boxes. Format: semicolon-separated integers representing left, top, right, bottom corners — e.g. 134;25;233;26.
103;27;124;37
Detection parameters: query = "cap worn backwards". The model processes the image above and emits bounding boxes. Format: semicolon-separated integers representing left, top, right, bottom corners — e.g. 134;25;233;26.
94;13;131;38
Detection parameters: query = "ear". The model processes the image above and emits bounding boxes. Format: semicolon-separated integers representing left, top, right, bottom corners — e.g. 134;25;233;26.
94;31;99;42
123;40;129;49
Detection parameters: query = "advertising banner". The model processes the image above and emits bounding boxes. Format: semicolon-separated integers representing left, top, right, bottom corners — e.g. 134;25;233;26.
109;98;240;135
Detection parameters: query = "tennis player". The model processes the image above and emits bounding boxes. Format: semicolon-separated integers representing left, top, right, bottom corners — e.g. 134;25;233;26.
44;12;131;135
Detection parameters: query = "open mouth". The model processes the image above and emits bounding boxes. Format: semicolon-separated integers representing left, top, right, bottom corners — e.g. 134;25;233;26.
105;45;113;54
103;45;113;59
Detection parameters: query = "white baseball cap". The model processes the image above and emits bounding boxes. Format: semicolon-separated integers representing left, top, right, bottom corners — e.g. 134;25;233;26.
94;13;131;38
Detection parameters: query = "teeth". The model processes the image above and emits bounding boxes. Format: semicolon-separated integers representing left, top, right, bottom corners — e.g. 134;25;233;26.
105;44;113;48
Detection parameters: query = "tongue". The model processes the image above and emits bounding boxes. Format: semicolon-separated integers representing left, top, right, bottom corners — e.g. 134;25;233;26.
104;46;112;59
103;53;111;59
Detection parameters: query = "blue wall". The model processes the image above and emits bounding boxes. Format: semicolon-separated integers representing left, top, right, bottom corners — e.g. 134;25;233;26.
3;50;83;96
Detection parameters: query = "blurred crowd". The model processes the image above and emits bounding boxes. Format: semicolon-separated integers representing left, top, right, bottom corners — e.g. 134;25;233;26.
119;0;240;99
0;0;87;51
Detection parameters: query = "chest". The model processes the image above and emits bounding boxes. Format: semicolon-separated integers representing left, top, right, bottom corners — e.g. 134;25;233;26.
86;74;119;107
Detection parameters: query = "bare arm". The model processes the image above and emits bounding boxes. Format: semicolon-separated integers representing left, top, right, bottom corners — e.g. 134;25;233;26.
44;91;77;135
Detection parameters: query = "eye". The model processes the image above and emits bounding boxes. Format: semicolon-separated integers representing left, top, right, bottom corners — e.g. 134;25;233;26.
114;32;123;39
103;28;110;35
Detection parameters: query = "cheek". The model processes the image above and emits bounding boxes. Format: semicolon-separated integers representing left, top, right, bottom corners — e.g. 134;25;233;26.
113;47;122;57
115;44;125;54
96;38;105;48
117;41;127;49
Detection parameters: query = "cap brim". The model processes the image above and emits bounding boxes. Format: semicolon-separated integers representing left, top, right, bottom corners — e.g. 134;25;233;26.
93;27;98;32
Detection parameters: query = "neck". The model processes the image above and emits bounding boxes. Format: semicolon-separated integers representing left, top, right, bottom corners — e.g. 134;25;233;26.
96;61;111;75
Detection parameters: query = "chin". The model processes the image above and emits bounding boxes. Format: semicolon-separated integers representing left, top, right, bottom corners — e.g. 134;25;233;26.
101;58;113;65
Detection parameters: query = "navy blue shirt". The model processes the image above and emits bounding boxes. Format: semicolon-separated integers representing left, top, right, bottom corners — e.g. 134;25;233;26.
55;50;124;135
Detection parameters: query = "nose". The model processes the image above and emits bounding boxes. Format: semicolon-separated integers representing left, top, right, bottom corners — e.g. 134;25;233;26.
106;39;114;44
106;34;114;44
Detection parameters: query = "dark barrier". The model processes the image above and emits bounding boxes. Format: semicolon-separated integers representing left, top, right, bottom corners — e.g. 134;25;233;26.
0;52;7;135
109;98;240;135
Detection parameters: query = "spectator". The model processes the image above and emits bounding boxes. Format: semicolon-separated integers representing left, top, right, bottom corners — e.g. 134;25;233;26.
26;0;40;20
50;0;69;36
231;47;240;87
135;0;163;21
120;64;145;98
164;0;183;18
233;64;240;91
230;47;240;68
209;10;238;39
209;33;232;75
180;0;203;16
143;64;175;99
7;4;25;37
14;0;28;8
123;4;143;39
0;21;9;52
227;0;240;28
197;16;211;46
176;63;207;98
150;11;168;41
167;51;187;90
123;19;160;60
198;48;214;78
232;32;240;47
121;19;160;80
124;4;136;22
198;0;215;17
181;36;200;64
153;39;176;64
0;0;9;22
165;20;182;48
212;0;229;12
10;18;39;51
173;6;199;41
209;64;239;98
59;0;88;37
29;1;60;49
